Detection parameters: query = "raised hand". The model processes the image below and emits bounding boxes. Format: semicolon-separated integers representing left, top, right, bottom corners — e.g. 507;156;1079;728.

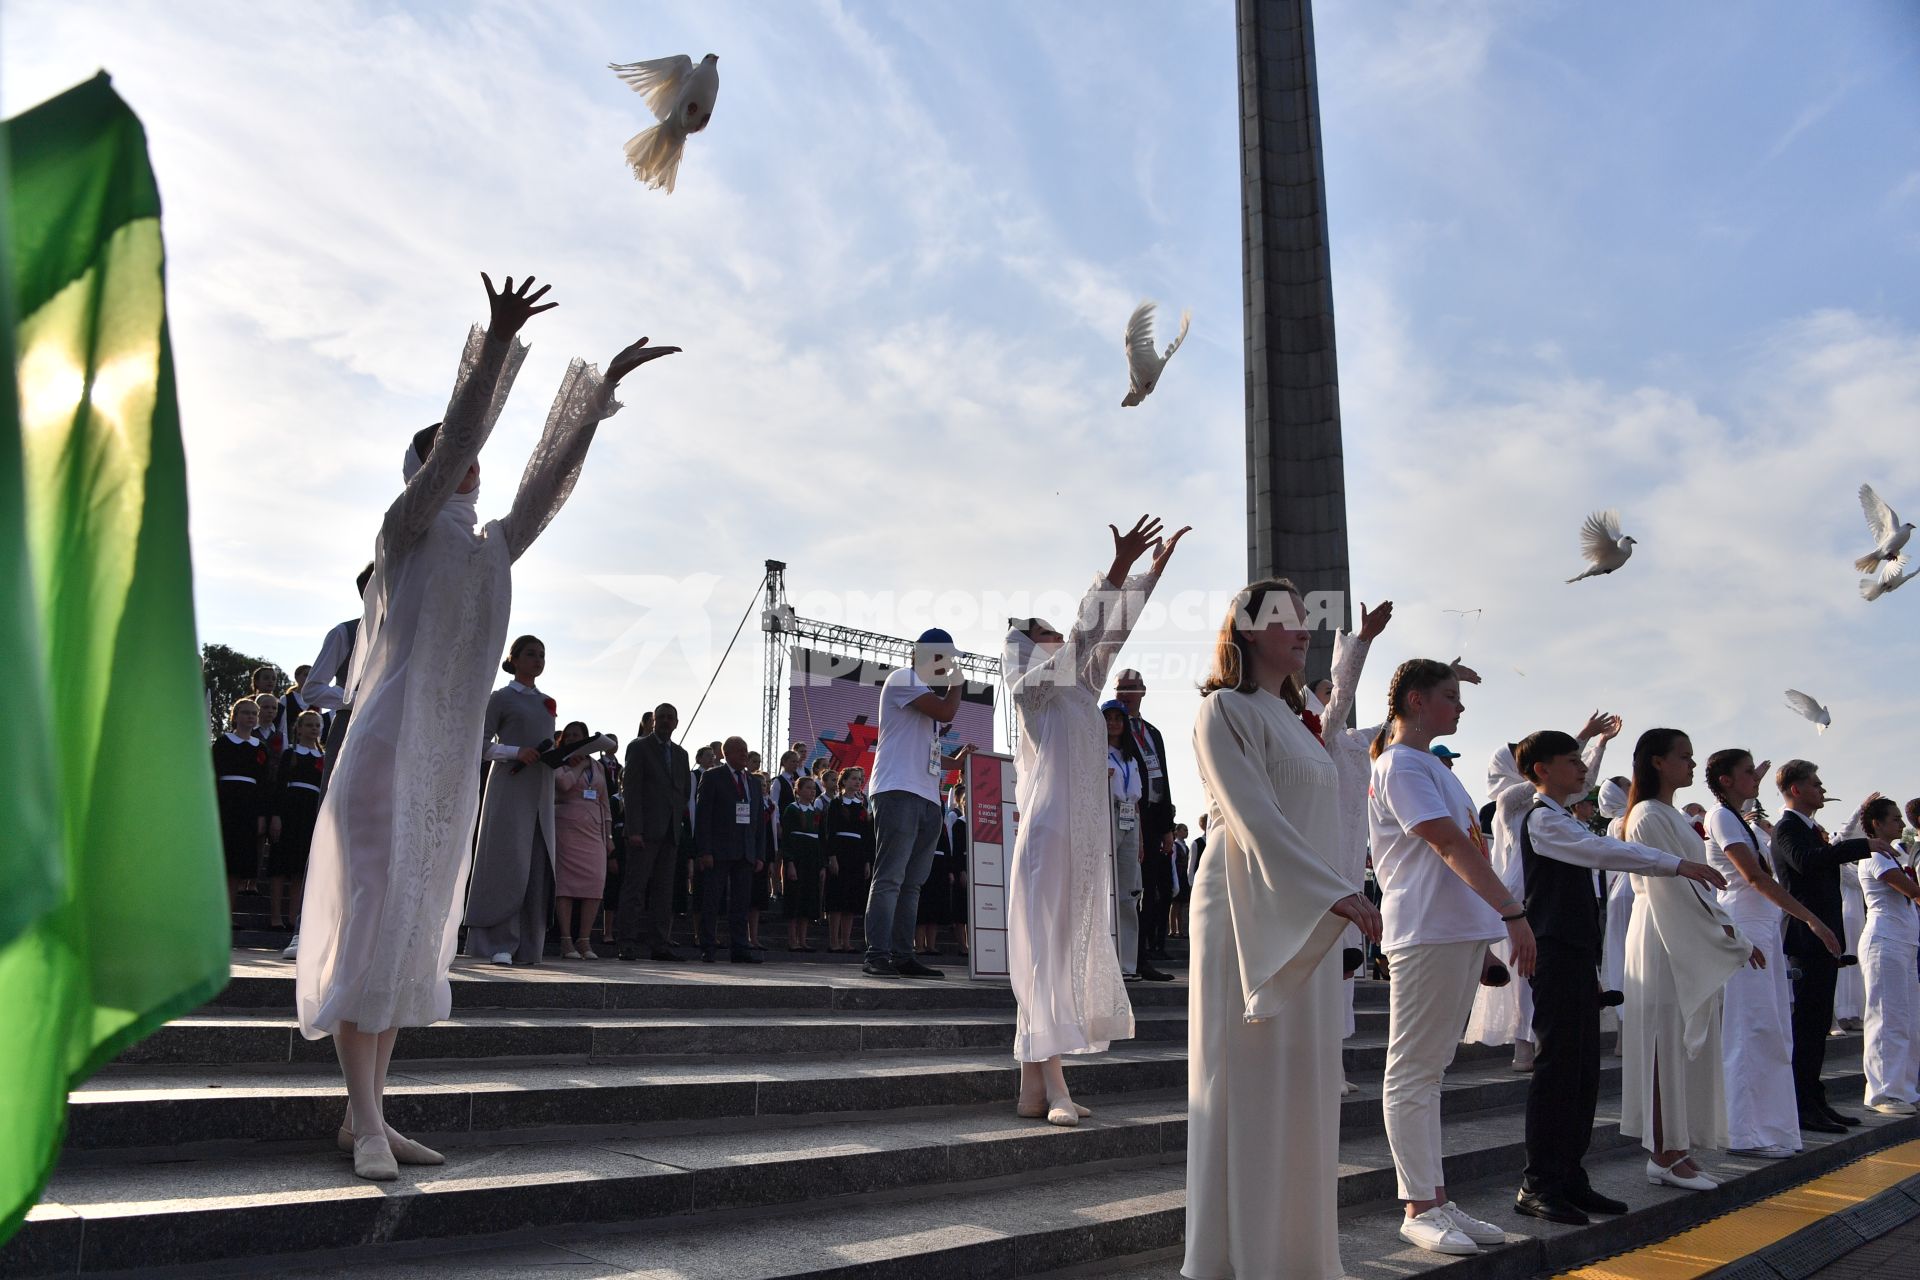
1149;525;1191;576
483;273;557;339
1448;659;1483;685
1576;710;1617;742
1109;514;1165;573
1358;600;1394;643
607;336;682;384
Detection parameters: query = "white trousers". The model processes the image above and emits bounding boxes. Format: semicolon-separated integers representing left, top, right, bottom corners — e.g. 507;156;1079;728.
1861;930;1920;1106
1113;820;1142;977
1383;938;1488;1202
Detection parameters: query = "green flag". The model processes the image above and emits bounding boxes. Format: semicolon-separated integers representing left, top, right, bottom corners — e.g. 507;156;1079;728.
1;73;230;1245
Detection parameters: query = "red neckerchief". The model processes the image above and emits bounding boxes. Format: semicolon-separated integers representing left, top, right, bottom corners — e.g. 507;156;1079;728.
1299;707;1326;745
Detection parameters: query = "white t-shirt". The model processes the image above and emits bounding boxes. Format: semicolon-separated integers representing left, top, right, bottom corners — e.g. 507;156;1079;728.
1858;849;1919;947
1367;744;1505;952
1705;804;1779;925
869;666;941;804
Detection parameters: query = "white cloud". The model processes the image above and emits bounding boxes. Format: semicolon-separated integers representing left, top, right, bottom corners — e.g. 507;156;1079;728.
6;0;1915;830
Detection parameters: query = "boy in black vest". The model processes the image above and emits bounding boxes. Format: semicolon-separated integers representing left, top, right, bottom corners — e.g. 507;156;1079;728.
1506;730;1725;1224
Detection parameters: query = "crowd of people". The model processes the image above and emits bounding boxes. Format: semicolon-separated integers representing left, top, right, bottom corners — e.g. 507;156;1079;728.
198;276;1918;1280
212;667;980;968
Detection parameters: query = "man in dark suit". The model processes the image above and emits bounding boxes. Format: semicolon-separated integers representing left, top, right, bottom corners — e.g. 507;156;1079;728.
1113;669;1175;981
694;734;772;963
618;702;692;962
1772;758;1893;1130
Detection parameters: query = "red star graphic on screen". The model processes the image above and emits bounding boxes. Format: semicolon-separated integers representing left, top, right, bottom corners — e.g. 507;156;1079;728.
821;716;880;778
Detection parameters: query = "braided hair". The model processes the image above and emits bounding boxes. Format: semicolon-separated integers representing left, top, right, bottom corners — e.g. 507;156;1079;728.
1368;658;1456;760
1704;748;1752;808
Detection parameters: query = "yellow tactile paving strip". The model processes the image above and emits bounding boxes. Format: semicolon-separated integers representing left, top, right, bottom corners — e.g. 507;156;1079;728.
1557;1139;1920;1279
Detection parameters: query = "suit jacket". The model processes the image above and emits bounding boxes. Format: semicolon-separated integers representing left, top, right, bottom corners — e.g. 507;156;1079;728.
1773;810;1873;958
1128;715;1176;845
695;764;772;864
623;732;691;848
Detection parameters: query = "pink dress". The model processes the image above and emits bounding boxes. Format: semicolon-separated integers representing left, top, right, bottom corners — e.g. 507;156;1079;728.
553;758;611;898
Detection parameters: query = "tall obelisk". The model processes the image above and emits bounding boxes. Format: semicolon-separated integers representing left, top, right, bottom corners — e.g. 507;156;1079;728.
1238;0;1350;682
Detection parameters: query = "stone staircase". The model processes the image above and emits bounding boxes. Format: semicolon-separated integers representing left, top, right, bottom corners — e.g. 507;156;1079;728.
6;948;1903;1279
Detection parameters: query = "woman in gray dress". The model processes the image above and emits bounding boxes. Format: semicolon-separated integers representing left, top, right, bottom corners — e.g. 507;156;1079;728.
464;635;558;964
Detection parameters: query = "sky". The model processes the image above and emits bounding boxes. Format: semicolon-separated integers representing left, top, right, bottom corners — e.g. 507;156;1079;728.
7;0;1919;821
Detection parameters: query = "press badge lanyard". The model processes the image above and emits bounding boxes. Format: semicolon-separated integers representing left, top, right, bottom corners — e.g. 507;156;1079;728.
1110;749;1138;831
732;768;751;825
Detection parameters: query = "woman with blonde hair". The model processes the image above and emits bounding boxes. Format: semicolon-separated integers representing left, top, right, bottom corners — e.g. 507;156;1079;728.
1365;658;1538;1255
1183;579;1379;1280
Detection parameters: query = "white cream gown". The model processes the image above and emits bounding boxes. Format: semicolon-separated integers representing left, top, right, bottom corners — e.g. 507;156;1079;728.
297;326;620;1038
1706;806;1799;1153
1835;871;1867;1023
1184;687;1354;1280
1003;569;1160;1063
1620;801;1753;1153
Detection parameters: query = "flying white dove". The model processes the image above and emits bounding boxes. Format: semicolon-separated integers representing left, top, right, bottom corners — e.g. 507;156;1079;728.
609;54;719;193
1564;509;1636;583
1121;301;1190;408
1783;689;1831;735
1860;555;1913;602
1853;483;1914;573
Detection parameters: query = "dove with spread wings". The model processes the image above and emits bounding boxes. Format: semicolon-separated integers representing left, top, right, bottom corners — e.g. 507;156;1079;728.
1853;483;1914;573
1564;510;1636;584
609;54;719;193
1121;301;1190;407
1783;689;1830;735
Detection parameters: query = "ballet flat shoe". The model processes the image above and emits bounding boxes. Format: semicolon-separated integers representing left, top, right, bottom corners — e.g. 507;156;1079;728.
353;1134;398;1181
1045;1102;1079;1127
339;1126;445;1165
1017;1099;1091;1120
1646;1158;1716;1191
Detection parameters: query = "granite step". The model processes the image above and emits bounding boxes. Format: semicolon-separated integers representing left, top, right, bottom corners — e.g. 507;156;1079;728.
30;1072;1893;1280
70;1028;1562;1156
123;1004;1395;1068
205;954;1244;1014
115;1007;1200;1067
5;1092;1624;1277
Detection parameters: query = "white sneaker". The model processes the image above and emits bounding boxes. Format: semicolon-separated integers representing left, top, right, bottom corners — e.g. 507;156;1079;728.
1511;1041;1536;1073
490;951;513;966
280;935;300;960
1868;1098;1917;1116
1439;1201;1506;1246
1730;1144;1796;1159
1399;1208;1478;1256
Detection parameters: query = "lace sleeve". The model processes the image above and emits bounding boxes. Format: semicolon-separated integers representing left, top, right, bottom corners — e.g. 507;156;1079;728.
1323;631;1368;731
382;325;530;557
1078;569;1160;694
501;358;623;562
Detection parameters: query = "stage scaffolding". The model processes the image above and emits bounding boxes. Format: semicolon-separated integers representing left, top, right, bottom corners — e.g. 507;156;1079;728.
758;560;1012;762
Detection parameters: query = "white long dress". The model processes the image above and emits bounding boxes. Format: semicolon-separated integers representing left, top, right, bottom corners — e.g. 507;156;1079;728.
297;326;620;1038
1184;687;1353;1280
1003;569;1159;1062
1835;871;1867;1023
1858;847;1920;1106
1314;629;1383;1039
1620;800;1753;1153
1706;804;1800;1153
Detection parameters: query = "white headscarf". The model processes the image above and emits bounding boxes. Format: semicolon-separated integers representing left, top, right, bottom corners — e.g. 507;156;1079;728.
1598;777;1628;819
